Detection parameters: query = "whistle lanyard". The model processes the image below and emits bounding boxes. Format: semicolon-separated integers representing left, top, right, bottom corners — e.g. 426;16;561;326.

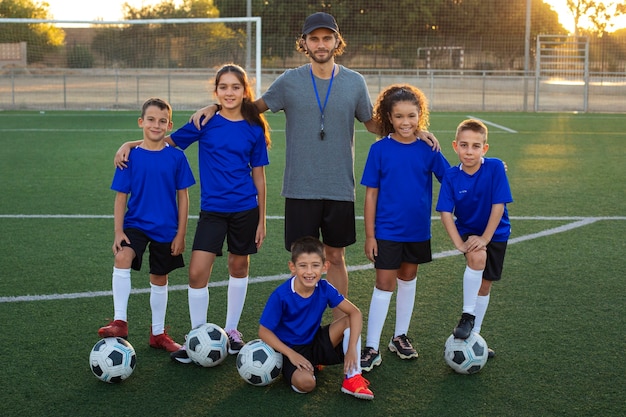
310;64;336;140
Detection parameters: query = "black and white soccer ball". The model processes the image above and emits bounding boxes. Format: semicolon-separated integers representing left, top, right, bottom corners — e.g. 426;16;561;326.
236;339;283;386
185;323;228;367
444;332;488;374
89;337;136;383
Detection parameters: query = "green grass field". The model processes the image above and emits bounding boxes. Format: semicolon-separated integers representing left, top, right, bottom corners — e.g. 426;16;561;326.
1;110;624;417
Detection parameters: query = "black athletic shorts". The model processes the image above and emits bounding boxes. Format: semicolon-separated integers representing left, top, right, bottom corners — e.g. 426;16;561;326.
462;234;508;281
373;239;432;270
121;228;184;275
192;208;259;256
281;324;344;385
284;198;356;251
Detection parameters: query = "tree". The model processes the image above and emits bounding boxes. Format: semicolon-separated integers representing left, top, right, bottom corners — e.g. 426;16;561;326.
434;0;565;70
0;0;64;63
567;0;595;36
565;0;626;36
92;0;242;68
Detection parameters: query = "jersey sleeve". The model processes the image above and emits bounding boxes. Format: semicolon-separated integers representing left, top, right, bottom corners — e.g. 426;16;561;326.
490;159;513;204
111;164;131;193
170;121;203;150
435;169;455;213
174;151;196;190
432;151;451;183
261;71;288;113
250;127;270;168
259;290;281;331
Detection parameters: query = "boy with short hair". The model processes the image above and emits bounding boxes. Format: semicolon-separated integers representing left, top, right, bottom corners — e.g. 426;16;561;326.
98;98;196;352
436;119;513;357
258;236;374;400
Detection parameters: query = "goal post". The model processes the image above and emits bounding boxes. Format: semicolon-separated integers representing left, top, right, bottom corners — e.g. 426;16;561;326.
534;35;589;112
0;17;262;109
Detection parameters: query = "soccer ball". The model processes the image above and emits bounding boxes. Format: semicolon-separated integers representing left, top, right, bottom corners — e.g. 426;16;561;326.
185;323;228;367
89;337;136;383
236;339;283;386
444;332;488;374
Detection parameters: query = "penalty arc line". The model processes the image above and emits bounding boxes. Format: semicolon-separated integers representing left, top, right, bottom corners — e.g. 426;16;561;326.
0;217;604;304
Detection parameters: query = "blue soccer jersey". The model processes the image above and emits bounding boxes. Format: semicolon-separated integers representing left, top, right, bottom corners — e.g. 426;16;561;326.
259;278;344;347
171;114;269;213
436;157;513;242
360;136;450;242
111;144;195;242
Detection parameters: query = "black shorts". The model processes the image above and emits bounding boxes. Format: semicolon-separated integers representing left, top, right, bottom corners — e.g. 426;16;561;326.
191;208;259;256
121;228;184;275
373;239;432;270
462;235;508;281
284;198;356;251
281;325;344;385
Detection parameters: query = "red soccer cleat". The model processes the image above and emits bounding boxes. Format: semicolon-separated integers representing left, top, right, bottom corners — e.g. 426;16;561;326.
341;373;374;400
98;320;128;339
149;329;182;352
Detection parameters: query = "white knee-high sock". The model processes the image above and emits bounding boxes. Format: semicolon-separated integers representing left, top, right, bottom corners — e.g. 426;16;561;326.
150;283;168;336
472;294;491;334
188;285;209;329
343;328;362;378
462;266;483;315
112;267;131;321
225;276;248;331
394;277;417;337
365;287;392;351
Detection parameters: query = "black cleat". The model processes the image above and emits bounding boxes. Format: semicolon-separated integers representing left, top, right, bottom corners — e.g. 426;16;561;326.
452;313;475;339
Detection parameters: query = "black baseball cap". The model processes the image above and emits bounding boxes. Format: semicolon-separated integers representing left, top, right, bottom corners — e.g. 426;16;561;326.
302;12;339;34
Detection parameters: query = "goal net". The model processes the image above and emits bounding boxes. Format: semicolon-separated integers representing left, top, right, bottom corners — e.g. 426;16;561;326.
0;17;261;110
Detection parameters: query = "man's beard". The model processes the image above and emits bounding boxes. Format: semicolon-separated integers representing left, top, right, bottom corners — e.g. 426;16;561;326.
307;46;335;64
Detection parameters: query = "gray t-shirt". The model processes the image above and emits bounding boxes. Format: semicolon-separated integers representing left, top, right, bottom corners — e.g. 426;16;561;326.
262;64;373;202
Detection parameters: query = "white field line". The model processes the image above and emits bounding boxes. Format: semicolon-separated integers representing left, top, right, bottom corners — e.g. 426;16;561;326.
2;215;625;221
466;115;518;133
1;216;623;304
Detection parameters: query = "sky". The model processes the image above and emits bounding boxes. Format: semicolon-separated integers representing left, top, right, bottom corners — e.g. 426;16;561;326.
45;0;625;33
45;0;183;22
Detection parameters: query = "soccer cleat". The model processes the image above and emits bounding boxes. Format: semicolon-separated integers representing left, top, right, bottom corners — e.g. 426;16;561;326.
341;374;374;400
149;329;182;352
170;346;193;364
388;334;419;359
98;319;128;339
226;329;245;355
488;348;495;359
453;313;475;339
360;346;382;372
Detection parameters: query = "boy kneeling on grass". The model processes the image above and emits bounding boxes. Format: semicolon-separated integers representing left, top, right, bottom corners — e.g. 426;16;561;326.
258;236;374;400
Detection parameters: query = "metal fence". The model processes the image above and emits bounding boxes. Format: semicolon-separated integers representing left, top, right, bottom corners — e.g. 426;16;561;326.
1;67;625;113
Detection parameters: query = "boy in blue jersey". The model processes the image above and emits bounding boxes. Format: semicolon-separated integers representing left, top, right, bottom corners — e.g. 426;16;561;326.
436;119;513;357
108;65;270;362
99;98;196;353
259;236;374;400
